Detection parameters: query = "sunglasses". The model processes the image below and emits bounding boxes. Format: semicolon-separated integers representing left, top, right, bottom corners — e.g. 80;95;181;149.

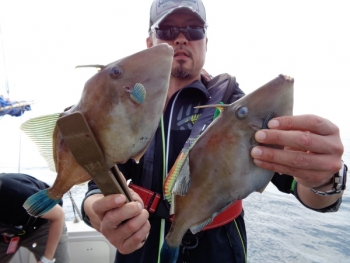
153;26;206;41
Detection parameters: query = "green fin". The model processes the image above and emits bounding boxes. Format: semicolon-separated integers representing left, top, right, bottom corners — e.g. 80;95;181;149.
130;83;146;104
20;113;60;172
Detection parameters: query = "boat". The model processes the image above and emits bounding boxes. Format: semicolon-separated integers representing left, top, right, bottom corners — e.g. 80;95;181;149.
1;30;116;263
9;220;116;263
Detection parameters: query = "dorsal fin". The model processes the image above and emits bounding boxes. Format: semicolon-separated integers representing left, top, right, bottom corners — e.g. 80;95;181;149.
20;113;60;171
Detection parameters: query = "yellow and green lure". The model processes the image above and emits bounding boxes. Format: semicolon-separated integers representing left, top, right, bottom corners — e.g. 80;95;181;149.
164;102;225;204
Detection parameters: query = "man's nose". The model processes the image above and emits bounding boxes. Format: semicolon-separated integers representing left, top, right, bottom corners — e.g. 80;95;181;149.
174;32;188;45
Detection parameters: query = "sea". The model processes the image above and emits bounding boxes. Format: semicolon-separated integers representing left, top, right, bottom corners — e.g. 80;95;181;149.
0;115;349;263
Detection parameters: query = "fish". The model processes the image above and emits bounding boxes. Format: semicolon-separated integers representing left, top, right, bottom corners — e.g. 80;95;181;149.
22;43;174;217
160;74;294;263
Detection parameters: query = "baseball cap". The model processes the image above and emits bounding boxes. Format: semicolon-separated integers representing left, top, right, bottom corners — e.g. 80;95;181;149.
149;0;207;33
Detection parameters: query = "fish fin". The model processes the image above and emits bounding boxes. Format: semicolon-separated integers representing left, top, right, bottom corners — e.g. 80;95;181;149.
172;156;191;196
190;217;214;234
130;83;146;104
164;151;187;203
256;182;270;193
75;64;105;71
20;113;60;172
164;136;200;203
23;189;60;217
195;104;229;113
190;202;234;234
160;240;180;263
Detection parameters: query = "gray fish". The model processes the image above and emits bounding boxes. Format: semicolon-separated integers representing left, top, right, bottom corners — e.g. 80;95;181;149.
161;74;294;263
22;44;174;217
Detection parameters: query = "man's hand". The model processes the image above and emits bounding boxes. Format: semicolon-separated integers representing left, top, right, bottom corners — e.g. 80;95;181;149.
251;114;344;188
86;190;150;254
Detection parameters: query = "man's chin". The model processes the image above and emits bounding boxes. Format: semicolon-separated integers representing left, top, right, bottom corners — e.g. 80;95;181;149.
172;65;192;78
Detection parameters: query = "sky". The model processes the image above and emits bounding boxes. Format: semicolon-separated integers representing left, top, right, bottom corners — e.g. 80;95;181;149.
0;0;350;169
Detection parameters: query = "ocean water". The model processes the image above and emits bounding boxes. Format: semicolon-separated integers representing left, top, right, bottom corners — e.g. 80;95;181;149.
1;116;349;263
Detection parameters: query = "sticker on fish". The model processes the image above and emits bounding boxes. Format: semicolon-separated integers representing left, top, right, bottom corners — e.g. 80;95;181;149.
160;74;294;263
21;43;174;217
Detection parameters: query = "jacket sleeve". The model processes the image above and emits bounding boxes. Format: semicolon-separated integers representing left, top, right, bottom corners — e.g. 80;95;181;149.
229;82;245;103
271;173;342;212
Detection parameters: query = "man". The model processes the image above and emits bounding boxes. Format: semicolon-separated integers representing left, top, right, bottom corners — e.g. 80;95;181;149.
0;173;69;263
82;0;347;262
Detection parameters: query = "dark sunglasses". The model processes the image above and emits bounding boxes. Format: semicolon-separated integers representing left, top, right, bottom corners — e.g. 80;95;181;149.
153;26;206;41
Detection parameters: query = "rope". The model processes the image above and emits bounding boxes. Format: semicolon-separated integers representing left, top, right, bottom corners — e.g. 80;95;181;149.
67;190;82;222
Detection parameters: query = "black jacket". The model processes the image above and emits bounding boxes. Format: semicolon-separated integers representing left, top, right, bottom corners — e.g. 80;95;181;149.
82;77;323;263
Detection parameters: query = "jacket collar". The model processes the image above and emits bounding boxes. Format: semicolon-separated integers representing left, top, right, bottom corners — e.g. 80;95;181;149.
181;79;211;100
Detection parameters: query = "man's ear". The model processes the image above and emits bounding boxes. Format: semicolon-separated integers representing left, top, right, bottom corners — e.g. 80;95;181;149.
146;37;153;48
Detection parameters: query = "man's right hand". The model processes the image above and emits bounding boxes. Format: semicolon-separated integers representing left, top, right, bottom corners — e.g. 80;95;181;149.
84;190;150;254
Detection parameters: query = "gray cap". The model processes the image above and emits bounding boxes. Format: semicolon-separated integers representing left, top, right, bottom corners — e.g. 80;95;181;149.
149;0;207;33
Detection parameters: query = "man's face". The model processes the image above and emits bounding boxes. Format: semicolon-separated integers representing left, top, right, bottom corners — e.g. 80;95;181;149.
147;12;207;79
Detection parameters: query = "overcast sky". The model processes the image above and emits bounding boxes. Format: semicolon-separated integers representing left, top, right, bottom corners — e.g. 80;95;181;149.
1;0;350;169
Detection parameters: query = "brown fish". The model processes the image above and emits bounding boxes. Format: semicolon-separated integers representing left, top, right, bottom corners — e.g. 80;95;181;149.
22;44;174;217
161;74;294;263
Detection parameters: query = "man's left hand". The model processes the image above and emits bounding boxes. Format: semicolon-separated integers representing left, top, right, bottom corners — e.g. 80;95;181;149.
251;114;344;189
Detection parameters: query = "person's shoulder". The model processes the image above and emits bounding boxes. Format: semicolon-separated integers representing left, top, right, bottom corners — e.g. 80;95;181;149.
0;173;49;194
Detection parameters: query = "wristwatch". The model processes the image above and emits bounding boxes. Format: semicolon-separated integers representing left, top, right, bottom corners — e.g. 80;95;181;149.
40;256;56;263
310;161;347;196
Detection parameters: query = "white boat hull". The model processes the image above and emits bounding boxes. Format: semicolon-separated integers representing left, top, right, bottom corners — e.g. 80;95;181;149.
10;220;116;263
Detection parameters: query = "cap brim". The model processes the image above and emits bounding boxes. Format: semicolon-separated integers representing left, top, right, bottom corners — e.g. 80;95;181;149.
150;6;207;32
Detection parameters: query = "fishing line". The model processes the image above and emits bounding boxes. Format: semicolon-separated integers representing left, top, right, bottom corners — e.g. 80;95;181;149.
157;115;166;263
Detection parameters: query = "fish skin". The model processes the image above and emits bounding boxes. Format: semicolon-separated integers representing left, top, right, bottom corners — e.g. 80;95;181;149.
161;74;294;262
24;44;174;215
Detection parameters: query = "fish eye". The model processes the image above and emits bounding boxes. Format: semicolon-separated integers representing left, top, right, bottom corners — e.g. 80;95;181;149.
109;66;123;79
235;106;249;119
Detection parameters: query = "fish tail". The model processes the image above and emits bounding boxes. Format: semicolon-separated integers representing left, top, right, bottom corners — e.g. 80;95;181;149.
23;189;60;217
160;241;179;263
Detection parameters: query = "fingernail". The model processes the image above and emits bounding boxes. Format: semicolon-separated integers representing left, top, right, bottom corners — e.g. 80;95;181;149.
114;195;125;204
137;202;142;211
255;131;266;141
251;147;262;156
268;119;279;128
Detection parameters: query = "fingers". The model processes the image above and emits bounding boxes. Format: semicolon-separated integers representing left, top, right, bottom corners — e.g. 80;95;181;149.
255;115;344;155
251;148;339;187
107;210;151;254
92;193;150;254
92;194;127;221
128;188;144;208
268;114;338;136
250;114;344;187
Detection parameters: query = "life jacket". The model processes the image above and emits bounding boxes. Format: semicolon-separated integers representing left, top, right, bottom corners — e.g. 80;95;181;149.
130;72;244;230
